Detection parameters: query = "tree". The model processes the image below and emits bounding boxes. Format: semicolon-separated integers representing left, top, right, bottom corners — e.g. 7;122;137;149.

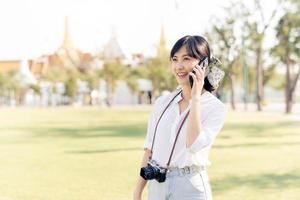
42;66;81;105
146;56;177;98
41;66;68;83
124;65;147;98
208;14;242;110
64;68;80;105
0;71;23;105
41;66;68;106
98;59;125;106
272;11;300;113
80;70;100;105
243;0;283;111
0;73;5;97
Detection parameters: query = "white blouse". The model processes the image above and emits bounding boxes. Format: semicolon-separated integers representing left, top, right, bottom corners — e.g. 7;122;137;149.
143;89;227;168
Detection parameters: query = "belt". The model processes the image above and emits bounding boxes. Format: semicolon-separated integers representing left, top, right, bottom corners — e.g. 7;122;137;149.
167;165;206;175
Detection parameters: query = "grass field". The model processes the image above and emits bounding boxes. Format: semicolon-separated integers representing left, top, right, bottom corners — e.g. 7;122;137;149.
0;106;299;200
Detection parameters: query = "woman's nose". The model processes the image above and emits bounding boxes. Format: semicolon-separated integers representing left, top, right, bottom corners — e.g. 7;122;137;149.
175;61;184;69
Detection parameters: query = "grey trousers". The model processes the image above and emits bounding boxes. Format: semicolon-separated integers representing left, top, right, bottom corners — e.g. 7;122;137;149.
148;169;212;200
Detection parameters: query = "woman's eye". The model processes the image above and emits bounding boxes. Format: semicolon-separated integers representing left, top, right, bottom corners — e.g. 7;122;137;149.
183;57;190;60
172;58;177;61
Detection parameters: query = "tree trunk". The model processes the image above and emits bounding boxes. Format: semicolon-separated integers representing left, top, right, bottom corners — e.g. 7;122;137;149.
285;61;292;113
261;68;265;104
16;88;26;106
152;87;159;102
291;64;300;99
106;78;114;107
229;73;236;110
256;47;263;111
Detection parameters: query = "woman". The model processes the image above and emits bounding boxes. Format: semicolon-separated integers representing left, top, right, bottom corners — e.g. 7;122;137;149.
133;35;227;200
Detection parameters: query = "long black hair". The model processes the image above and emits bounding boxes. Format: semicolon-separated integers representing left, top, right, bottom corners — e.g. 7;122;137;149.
170;35;215;92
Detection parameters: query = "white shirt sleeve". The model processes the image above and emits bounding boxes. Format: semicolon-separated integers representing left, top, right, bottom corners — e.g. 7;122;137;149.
187;103;228;153
143;96;163;150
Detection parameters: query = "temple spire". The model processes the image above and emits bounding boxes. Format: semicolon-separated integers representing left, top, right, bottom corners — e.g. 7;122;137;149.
62;16;73;49
157;24;168;57
102;30;125;60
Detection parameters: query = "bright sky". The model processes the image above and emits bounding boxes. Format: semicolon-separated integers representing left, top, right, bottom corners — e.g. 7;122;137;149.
0;0;279;60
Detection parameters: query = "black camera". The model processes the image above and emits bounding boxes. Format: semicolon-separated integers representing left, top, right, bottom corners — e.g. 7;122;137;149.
140;159;167;183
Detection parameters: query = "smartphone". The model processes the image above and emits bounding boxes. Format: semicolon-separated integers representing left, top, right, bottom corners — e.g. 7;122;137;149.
189;57;208;88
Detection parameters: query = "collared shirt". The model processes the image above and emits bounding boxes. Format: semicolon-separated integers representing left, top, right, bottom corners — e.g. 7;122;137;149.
144;89;228;168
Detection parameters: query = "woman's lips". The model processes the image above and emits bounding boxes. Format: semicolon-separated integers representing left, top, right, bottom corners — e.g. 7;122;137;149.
177;72;188;79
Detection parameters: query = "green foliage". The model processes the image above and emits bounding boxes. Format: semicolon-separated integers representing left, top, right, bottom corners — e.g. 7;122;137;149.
81;71;99;91
29;84;41;95
124;65;147;94
246;66;257;93
146;56;176;95
263;64;278;86
41;66;68;83
272;12;300;63
0;73;5;95
0;70;21;95
268;72;285;90
208;13;242;95
100;59;125;90
245;22;264;51
64;68;80;100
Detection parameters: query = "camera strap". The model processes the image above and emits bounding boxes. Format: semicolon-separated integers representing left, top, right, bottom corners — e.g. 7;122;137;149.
166;110;190;167
149;89;190;167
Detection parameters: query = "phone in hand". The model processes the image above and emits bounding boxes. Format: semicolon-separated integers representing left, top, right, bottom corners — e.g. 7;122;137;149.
189;57;208;88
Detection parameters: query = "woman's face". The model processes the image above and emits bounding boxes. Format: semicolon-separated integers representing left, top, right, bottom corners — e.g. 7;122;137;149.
171;45;200;86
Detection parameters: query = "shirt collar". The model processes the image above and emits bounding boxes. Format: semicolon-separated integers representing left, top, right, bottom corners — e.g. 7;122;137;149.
174;90;210;104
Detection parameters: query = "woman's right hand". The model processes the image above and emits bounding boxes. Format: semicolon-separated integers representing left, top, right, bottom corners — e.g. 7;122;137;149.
133;149;151;200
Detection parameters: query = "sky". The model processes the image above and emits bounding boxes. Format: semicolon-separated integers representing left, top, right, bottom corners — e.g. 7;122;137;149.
0;0;279;60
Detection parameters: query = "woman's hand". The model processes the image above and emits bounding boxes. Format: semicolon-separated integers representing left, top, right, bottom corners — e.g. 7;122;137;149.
189;61;206;99
133;149;151;200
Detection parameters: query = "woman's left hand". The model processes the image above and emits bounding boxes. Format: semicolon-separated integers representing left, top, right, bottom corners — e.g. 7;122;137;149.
189;62;206;99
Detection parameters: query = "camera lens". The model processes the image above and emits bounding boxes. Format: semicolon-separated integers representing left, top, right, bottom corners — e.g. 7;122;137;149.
140;165;158;180
144;168;155;179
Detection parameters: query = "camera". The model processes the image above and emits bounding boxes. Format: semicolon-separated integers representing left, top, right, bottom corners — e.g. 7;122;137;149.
140;159;167;183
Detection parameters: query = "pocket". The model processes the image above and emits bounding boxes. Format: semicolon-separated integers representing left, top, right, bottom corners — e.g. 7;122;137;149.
148;179;167;199
184;172;206;192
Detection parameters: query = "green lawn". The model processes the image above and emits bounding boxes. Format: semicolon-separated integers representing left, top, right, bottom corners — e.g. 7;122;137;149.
0;106;299;200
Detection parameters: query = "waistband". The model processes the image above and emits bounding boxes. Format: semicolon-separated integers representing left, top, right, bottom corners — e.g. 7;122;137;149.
167;165;206;176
